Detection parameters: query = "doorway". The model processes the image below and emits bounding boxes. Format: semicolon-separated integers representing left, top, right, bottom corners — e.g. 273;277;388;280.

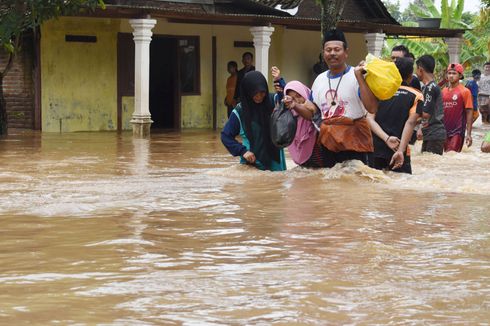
149;37;179;129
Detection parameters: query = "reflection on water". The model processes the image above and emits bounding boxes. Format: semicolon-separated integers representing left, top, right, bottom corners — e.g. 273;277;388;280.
0;125;489;325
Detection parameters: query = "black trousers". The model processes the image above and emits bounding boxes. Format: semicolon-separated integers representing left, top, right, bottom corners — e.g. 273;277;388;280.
369;155;412;174
320;146;369;168
421;139;445;155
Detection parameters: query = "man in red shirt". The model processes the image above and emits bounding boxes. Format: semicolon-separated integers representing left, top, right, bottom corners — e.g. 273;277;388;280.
442;63;474;152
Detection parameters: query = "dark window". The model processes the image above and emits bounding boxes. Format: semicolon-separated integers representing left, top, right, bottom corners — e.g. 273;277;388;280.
178;37;200;95
65;35;97;43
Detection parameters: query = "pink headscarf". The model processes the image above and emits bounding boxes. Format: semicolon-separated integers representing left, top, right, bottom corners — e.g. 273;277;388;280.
284;81;311;102
283;81;318;166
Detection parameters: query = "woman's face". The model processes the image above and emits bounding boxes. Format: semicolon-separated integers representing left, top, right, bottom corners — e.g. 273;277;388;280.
286;90;306;104
252;91;266;104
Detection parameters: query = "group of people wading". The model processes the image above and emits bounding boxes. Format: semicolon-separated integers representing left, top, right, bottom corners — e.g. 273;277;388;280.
221;29;490;173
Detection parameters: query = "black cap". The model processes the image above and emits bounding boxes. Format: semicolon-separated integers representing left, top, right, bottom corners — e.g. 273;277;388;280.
323;29;347;47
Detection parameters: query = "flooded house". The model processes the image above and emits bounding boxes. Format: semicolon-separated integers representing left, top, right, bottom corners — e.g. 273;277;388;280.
3;0;465;133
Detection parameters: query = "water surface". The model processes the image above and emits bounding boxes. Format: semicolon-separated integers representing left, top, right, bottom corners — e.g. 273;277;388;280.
1;126;489;325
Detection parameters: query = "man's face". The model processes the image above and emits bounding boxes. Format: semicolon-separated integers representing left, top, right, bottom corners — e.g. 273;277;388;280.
446;70;460;84
415;65;423;80
391;50;405;61
323;41;347;70
242;54;253;67
484;64;490;76
227;65;237;74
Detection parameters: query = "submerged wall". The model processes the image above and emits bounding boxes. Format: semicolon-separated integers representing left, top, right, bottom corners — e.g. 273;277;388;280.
41;17;119;132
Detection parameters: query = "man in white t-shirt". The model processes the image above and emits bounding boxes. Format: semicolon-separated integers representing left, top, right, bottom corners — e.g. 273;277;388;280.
312;29;378;168
478;62;490;124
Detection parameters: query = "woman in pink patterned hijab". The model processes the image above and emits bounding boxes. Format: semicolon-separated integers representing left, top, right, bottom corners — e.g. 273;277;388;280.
283;81;324;167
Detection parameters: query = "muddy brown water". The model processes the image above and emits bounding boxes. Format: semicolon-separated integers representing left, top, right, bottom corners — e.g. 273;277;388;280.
1;125;489;325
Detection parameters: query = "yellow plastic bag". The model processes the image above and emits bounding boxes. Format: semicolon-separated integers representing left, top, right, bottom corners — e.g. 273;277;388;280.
364;53;402;100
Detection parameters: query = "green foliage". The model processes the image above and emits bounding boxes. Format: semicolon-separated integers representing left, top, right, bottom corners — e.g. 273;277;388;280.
0;0;104;135
381;0;404;22
383;0;488;77
0;0;104;54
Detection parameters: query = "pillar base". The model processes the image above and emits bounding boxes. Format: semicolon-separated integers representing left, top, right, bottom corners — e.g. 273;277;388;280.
131;116;153;138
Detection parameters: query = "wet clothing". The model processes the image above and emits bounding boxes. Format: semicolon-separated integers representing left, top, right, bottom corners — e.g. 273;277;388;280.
225;74;237;117
221;71;286;171
421;139;445;155
300;142;326;168
421;81;446;154
442;84;473;138
444;134;464;152
370;155;412;174
465;79;478;111
321;149;369;168
478;74;490;96
478;75;490;123
370;85;423;174
312;66;373;166
283;81;318;166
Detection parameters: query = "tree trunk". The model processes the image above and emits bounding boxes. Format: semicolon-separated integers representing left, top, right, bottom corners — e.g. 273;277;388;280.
0;75;8;136
320;0;346;41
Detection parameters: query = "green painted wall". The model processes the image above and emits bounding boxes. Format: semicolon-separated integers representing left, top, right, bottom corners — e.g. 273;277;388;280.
41;17;119;132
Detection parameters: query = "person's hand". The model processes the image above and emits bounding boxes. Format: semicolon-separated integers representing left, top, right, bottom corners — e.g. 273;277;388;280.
283;95;295;109
271;66;281;81
243;151;256;164
354;61;366;75
390;150;404;170
465;135;472;147
417;128;423;141
385;136;400;152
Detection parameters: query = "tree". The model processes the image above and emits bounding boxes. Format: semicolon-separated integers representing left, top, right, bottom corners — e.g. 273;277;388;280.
383;0;488;79
0;0;104;136
381;0;404;22
316;0;346;38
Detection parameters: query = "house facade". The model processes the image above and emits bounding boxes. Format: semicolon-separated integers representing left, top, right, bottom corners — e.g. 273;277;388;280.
4;0;466;133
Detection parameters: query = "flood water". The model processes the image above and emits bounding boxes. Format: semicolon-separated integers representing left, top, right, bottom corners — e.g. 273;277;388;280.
1;124;489;325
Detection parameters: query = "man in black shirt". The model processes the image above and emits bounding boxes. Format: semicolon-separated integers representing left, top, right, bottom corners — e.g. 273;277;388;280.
233;52;255;103
367;57;423;174
415;55;447;155
391;45;422;91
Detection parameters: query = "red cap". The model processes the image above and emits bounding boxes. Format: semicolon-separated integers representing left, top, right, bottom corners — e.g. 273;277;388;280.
447;63;464;75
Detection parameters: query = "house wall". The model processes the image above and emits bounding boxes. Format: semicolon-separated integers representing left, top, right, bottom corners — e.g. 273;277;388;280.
40;17;369;132
119;20;258;130
41;17;119;132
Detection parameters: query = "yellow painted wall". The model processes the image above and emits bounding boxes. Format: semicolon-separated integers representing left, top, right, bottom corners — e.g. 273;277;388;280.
119;20;258;129
41;17;119;132
121;96;134;130
41;17;369;132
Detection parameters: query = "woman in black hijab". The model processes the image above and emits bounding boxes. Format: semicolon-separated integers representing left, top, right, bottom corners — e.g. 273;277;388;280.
221;71;286;171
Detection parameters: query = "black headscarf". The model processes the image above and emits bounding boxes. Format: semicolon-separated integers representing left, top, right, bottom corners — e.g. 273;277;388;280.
239;71;280;169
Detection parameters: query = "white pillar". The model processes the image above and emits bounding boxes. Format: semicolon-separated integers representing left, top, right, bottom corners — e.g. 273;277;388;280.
364;32;386;57
129;18;157;138
249;26;275;76
445;36;463;65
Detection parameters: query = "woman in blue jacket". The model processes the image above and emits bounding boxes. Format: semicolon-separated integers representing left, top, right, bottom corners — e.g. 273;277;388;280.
221;71;286;171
